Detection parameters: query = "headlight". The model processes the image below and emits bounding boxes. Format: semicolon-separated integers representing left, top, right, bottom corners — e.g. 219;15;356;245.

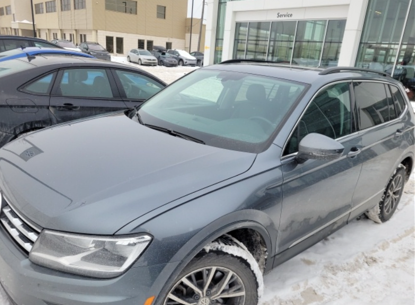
89;51;97;55
29;230;152;278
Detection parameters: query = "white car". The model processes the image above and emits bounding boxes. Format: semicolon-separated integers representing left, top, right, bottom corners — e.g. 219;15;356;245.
167;49;197;66
127;49;158;66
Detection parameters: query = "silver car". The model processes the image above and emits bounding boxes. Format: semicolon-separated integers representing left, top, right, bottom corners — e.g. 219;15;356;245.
127;49;158;66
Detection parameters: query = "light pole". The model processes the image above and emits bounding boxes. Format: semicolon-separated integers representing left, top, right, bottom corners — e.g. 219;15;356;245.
189;0;194;53
30;0;36;37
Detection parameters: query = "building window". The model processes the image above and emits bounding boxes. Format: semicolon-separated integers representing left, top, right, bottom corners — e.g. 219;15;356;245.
35;3;44;14
61;0;71;11
74;0;86;10
69;33;74;42
105;0;137;15
80;34;86;42
147;40;153;51
166;42;172;50
5;5;11;15
320;20;346;68
0;8;4;16
246;22;270;61
106;36;114;53
138;39;145;49
157;5;166;19
45;1;57;13
116;37;124;54
53;33;58;39
63;33;66;39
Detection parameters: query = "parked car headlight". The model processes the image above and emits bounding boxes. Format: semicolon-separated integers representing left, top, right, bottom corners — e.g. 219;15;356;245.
29;230;152;278
89;51;97;55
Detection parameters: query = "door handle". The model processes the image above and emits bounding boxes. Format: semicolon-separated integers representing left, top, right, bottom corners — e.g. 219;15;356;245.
395;129;404;137
62;103;80;110
348;147;361;158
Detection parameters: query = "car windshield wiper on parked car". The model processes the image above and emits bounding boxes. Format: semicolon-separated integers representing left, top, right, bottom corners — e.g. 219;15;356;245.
144;123;205;144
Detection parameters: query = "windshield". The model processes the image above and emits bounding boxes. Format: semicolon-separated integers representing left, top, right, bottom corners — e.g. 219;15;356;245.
88;44;106;51
139;50;152;56
57;41;77;48
139;69;307;153
0;48;23;58
177;50;193;58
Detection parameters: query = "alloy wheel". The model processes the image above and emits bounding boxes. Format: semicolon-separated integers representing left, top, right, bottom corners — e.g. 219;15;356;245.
165;266;246;305
383;174;403;215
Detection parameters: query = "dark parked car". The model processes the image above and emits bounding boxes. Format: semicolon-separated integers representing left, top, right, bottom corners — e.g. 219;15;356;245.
0;47;93;62
0;62;413;305
0;35;61;52
158;52;178;67
190;51;204;66
0;55;165;147
79;41;111;61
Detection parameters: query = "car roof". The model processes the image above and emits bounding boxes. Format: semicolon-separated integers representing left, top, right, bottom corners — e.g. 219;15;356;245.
0;47;92;61
3;55;167;85
205;60;400;87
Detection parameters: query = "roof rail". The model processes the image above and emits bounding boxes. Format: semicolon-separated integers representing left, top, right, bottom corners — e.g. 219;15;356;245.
319;66;390;77
219;59;324;71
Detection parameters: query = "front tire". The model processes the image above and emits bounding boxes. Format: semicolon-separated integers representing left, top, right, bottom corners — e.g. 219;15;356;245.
127;56;131;62
178;59;184;66
138;59;142;65
163;250;258;305
366;166;405;223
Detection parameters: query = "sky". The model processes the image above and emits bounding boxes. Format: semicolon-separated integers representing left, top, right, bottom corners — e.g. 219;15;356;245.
187;0;207;21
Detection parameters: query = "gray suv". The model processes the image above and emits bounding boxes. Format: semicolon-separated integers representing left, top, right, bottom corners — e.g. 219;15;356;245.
0;61;413;305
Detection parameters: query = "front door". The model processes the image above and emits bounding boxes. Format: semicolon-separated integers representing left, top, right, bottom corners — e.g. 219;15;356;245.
49;68;128;124
278;82;363;252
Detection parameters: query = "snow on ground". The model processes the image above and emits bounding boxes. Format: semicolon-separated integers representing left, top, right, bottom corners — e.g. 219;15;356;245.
0;57;414;305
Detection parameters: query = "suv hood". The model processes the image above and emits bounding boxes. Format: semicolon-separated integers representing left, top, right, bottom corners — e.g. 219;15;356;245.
0;112;255;235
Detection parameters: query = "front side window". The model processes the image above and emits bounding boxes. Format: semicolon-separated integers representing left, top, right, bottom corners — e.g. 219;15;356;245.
61;0;71;11
45;1;57;13
285;82;352;155
354;82;390;129
115;70;164;100
139;69;307;153
157;5;166;19
22;73;56;95
389;85;406;118
35;3;44;14
58;69;113;98
2;39;31;51
74;0;86;10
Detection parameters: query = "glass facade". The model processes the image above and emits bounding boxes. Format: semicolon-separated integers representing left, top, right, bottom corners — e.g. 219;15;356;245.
232;20;346;67
356;0;415;91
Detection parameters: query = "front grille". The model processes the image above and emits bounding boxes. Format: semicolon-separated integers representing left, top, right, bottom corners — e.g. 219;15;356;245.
0;196;41;253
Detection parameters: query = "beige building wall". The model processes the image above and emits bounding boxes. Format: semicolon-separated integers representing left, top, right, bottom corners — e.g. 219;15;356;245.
0;0;34;35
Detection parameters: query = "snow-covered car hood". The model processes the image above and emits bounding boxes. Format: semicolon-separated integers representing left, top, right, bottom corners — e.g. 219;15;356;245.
0;112;256;235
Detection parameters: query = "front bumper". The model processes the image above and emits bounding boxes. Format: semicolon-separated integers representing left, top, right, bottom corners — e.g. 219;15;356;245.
0;226;173;305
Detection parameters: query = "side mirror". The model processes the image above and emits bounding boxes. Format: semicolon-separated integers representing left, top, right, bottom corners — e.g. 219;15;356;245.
296;133;344;164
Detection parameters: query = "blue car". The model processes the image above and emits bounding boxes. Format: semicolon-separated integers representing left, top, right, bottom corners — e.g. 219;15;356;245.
0;47;94;62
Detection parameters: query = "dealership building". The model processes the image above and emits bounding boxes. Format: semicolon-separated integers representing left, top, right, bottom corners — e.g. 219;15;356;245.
204;0;415;79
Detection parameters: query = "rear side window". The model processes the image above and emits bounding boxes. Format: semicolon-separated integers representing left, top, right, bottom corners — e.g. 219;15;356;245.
22;73;56;94
2;39;31;51
389;85;406;118
354;82;390;130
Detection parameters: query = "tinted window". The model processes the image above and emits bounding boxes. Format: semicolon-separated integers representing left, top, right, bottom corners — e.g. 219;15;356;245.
22;73;55;94
389;85;406;118
115;70;163;100
58;69;113;98
2;39;31;51
285;82;352;155
354;82;389;129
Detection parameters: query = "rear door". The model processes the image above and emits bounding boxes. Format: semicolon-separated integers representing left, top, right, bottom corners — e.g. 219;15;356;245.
49;67;128;124
349;81;408;218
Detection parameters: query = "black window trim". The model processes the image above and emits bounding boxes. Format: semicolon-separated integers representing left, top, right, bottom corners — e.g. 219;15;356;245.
51;67;121;100
281;80;358;159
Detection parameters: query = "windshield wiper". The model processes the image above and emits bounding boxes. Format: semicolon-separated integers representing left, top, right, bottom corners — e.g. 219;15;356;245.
145;124;205;144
